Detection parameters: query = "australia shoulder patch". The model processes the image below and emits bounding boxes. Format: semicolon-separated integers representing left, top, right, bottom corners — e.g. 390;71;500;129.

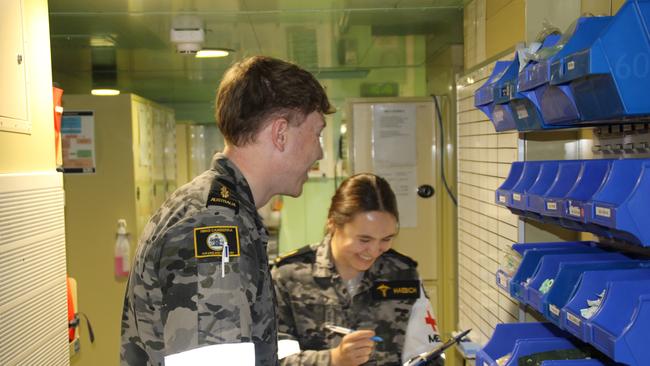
206;180;239;213
372;280;420;300
194;226;241;259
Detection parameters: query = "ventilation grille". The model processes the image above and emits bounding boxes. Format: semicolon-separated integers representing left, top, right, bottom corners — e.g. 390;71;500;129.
0;172;68;366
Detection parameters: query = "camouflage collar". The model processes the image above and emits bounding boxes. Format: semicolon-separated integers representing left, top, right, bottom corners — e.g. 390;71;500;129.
313;235;338;279
211;153;259;222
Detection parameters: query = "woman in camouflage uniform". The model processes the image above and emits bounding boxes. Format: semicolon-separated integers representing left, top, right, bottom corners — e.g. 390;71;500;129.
272;173;442;366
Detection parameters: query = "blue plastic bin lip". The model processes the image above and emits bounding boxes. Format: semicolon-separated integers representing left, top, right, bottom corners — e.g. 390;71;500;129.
547;16;613;65
590;158;647;206
475;61;511;106
563;160;614;201
511;241;593;256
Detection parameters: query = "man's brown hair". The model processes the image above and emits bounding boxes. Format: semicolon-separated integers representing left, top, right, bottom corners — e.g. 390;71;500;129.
215;56;333;146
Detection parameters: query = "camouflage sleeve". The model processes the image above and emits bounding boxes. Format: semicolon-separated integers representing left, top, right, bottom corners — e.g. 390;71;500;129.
272;266;331;366
157;214;259;357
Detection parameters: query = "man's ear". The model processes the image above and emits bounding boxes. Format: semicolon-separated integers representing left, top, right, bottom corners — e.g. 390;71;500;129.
270;117;290;152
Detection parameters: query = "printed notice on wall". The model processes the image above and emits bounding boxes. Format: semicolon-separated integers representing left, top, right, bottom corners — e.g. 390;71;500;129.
61;111;96;173
371;103;418;227
372;104;416;166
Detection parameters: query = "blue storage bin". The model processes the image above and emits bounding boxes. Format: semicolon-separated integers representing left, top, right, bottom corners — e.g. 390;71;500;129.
526;161;561;216
540;161;583;218
496;242;592;291
544;260;648;326
515;34;569;131
509;243;601;302
538;17;612;125
509;161;544;213
588;279;650;365
475;61;512;131
561;159;613;226
502;338;579;366
589;159;650;246
525;252;628;313
490;52;522;132
496;161;524;207
559;1;650;124
561;269;650;342
476;322;570;366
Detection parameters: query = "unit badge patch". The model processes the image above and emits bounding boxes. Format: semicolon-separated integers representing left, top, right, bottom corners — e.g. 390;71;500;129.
194;226;240;259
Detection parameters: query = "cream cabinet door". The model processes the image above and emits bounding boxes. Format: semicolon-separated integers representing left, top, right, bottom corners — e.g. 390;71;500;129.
0;0;29;133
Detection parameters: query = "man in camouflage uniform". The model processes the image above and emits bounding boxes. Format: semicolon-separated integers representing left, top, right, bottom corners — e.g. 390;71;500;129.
120;56;333;366
272;235;443;366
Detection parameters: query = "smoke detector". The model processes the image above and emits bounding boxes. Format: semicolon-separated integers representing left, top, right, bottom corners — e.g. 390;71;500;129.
170;15;205;54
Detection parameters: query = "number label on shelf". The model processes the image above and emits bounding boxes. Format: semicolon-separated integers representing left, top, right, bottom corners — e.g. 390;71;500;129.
546;201;557;211
595;206;611;218
513;193;521;202
569;205;582;217
515;105;529;119
567;312;582;326
549;304;560;316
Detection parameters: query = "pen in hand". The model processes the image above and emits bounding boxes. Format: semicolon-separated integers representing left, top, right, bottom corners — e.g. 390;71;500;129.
325;324;384;342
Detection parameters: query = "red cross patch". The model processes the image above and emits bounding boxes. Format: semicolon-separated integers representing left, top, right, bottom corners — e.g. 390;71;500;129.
425;310;438;332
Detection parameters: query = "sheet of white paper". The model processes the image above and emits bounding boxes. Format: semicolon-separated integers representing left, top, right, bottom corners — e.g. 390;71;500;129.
375;166;417;228
164;342;255;366
278;339;301;360
372;104;416;167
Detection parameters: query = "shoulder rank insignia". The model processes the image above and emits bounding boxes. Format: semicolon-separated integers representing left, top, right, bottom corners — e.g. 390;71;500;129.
372;280;420;300
206;178;239;213
274;245;312;265
194;226;241;259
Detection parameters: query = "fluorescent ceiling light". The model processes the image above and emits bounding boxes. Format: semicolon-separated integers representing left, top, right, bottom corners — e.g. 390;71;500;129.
196;49;231;58
91;88;120;96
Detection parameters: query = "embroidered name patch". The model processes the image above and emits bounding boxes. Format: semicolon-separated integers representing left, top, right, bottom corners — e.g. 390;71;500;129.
372;280;420;300
193;226;240;259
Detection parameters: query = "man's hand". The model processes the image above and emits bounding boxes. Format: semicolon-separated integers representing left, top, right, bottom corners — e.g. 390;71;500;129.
330;330;377;366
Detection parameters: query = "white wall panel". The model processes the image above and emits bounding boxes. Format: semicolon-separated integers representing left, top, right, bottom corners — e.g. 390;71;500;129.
0;172;68;366
456;63;520;344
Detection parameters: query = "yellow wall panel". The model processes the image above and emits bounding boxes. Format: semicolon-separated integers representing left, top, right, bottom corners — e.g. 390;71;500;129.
613;0;626;12
581;0;613;15
486;0;524;59
486;0;516;19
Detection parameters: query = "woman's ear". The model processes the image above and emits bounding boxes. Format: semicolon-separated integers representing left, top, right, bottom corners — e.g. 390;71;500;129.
270;117;289;152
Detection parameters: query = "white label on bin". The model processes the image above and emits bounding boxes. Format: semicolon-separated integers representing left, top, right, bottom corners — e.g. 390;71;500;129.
569;205;582;217
494;110;504;122
567;312;582;326
549;304;560;316
567;61;575;71
498;195;506;203
515;105;529;119
595;206;611;218
546;201;557;211
513;193;521;202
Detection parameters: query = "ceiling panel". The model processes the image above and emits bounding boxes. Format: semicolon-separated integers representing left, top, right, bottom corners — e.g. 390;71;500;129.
49;0;464;122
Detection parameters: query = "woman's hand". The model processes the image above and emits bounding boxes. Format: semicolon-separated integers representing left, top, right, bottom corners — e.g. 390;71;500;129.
330;330;377;366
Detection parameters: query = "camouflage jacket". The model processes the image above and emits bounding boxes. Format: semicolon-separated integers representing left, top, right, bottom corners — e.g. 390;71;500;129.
121;153;278;366
272;237;432;366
